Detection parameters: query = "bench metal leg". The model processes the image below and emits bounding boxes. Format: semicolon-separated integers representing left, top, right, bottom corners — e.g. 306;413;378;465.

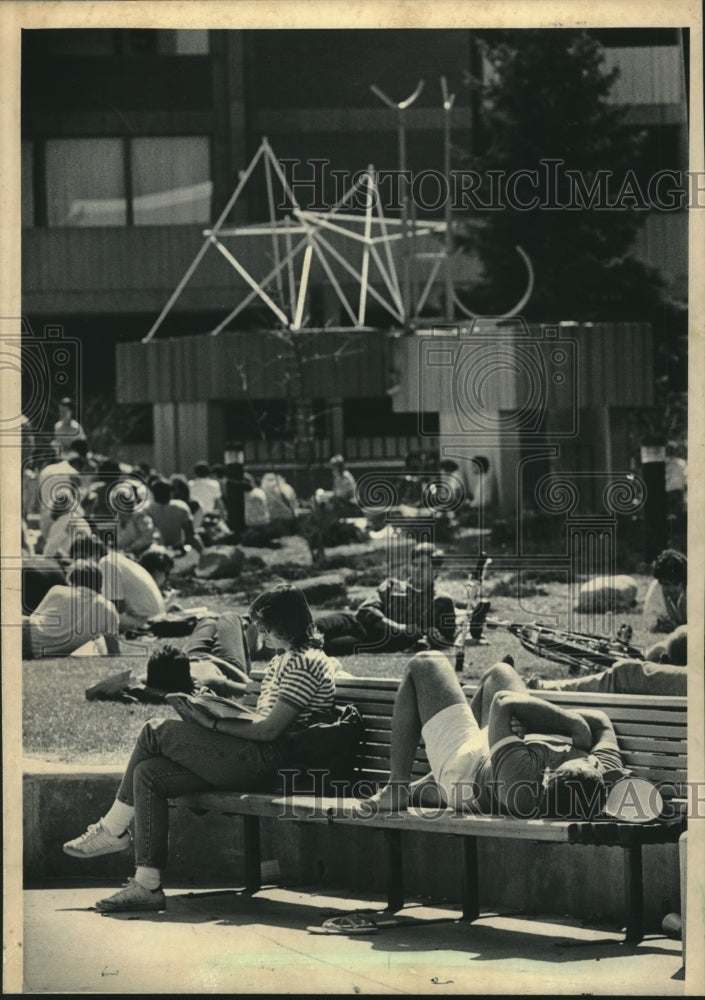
243;815;261;893
460;837;480;922
624;844;644;945
383;829;404;913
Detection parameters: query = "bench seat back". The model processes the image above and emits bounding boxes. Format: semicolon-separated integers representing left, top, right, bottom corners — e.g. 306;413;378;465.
331;677;688;807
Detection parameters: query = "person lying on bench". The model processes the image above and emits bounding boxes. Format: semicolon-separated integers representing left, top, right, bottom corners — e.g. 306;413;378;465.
63;584;340;913
365;653;626;818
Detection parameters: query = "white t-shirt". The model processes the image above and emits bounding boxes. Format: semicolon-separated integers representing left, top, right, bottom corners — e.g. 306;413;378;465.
245;487;270;526
643;579;686;632
42;511;92;558
29;585;119;657
99;551;165;626
188;477;223;513
37;460;83;538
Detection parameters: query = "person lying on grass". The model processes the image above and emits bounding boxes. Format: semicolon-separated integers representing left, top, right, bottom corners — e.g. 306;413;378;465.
363;652;628;819
64;584;339;913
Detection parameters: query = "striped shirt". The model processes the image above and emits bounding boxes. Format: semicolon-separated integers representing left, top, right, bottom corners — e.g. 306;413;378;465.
256;647;336;728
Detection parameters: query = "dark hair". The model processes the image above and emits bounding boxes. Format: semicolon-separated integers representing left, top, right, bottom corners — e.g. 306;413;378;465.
193;461;211;478
652;549;687;587
68;559;102;592
170;474;191;503
146;645;193;693
69;535;107;561
98;458;121;480
472;455;490;475
139;547;174;576
152;478;172;505
541;766;607;820
69;438;89;458
412;541;442;563
248;584;323;650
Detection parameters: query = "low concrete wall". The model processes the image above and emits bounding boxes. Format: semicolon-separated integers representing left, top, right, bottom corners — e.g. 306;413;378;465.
24;763;680;930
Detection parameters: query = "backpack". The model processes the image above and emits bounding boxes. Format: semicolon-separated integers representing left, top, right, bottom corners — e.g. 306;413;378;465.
273;702;365;794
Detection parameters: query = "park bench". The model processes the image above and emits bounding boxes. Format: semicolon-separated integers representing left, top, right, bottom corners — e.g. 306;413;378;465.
174;675;687;944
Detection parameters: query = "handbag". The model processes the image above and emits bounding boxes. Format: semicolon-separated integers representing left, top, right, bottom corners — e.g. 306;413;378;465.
274;702;365;792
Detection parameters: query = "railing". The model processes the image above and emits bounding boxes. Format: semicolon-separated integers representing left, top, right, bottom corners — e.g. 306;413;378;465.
242;434;424;467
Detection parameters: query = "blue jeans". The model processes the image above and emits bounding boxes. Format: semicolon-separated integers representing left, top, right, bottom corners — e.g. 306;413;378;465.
182;611;251;673
115;717;283;869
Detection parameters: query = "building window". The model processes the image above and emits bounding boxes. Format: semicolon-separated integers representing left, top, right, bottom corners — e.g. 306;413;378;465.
174;31;210;55
38;28;209;57
131;137;211;226
40;136;211;227
45;138;126;226
21;140;34;227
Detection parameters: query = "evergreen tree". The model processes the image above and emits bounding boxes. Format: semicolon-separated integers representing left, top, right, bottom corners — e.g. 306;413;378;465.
456;29;670;322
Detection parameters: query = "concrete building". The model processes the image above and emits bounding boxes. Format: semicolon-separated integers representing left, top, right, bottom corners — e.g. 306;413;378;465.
21;28;688;511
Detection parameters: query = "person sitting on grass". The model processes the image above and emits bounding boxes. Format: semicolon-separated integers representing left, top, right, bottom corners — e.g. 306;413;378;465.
364;654;626;818
70;537;174;633
23;559;120;659
115;480;155;558
643;548;687;633
63;584;339;913
147;478;203;554
188;460;226;519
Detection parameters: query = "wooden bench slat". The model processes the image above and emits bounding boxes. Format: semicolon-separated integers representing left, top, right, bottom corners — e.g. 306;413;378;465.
614;723;687;739
619;750;687;769
618;735;687;753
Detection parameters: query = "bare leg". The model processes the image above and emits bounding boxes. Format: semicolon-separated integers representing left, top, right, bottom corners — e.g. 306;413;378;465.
364;651;466;810
469;662;527;728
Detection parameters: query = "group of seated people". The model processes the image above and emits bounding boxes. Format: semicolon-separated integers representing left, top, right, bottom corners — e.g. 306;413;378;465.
62;579;643;914
24;434;354;562
22;537;175;659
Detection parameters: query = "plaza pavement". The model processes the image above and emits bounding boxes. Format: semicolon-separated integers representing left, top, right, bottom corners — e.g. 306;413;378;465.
17;881;686;995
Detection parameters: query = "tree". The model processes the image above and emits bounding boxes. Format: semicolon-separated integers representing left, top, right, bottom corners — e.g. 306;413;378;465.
456;30;671;323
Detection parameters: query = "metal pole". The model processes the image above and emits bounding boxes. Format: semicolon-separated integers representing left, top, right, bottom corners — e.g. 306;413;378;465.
370;81;424;329
441;77;456;321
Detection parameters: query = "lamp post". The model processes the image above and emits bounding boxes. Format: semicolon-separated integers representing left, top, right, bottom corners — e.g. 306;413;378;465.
640;434;667;561
224;441;245;538
370;79;424;327
441;76;456;321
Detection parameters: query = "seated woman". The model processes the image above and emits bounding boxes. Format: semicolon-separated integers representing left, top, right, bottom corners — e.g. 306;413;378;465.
63;584;338;913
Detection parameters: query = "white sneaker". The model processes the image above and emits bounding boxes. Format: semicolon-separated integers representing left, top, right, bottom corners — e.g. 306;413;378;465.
63;820;131;858
95;878;166;912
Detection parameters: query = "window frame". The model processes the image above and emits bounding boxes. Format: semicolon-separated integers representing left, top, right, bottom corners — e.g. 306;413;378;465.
27;133;213;229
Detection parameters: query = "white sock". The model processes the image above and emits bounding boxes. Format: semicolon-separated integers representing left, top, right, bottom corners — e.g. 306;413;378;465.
134;866;161;891
102;800;135;836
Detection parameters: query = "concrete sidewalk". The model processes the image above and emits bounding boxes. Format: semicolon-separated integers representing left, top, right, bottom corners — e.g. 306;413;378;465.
19;882;684;995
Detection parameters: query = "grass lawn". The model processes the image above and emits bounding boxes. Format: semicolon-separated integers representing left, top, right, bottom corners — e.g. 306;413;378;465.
20;534;657;767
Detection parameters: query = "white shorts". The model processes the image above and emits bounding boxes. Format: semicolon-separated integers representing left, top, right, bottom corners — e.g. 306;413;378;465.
421;702;488;810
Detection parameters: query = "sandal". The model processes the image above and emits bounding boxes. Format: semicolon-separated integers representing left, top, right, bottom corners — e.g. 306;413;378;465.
321;914;379;934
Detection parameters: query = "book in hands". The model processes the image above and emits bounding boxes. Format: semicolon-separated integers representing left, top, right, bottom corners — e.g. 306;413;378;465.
165;691;259;724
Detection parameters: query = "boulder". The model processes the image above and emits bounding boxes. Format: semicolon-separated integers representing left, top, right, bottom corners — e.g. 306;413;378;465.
293;573;348;605
194;545;245;580
575;575;638;614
